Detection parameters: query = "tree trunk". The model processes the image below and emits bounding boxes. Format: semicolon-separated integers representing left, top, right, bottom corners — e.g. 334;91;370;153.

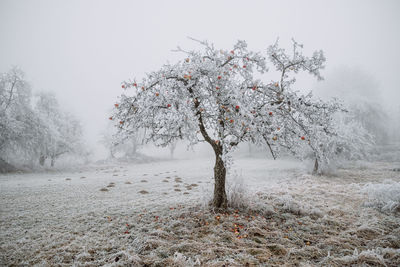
50;157;55;167
169;142;176;159
131;140;138;156
39;155;46;166
0;158;17;173
312;158;319;175
213;152;228;209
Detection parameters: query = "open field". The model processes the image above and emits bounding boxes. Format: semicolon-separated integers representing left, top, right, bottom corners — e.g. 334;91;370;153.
1;157;399;266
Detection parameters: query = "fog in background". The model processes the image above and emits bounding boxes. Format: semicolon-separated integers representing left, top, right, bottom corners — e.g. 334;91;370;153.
1;0;399;159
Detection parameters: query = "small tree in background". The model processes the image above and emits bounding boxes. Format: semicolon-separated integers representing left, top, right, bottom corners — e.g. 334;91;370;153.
112;39;341;209
35;92;85;167
0;67;86;170
100;123;118;159
0;67;31;151
101;120;144;160
315;67;391;145
0;67;40;168
169;140;178;159
299;112;375;174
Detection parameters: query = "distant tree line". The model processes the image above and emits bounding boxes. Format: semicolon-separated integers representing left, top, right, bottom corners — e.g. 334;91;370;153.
0;67;86;172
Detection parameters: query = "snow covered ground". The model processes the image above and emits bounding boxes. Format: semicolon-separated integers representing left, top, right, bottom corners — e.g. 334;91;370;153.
1;156;399;266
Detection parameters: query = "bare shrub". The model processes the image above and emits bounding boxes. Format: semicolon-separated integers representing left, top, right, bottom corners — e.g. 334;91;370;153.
226;172;253;210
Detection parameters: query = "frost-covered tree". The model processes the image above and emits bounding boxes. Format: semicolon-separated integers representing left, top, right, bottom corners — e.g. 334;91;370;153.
0;67;86;171
330;115;375;160
100;123;118;159
34;92;84;167
169;140;178;159
0;67;29;150
0;67;40;168
316;67;391;145
112;39;341;209
298;112;375;174
101;119;144;159
121;130;144;158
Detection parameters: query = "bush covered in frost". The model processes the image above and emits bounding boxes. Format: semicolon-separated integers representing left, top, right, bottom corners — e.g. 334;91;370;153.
362;181;400;213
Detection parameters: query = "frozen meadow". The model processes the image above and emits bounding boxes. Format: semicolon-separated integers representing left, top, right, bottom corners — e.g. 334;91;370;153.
2;1;400;266
1;156;399;266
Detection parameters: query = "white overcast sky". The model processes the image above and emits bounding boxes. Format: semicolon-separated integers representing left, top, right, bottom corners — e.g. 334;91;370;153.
1;0;399;150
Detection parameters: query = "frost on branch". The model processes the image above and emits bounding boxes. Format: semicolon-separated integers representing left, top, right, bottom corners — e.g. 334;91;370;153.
112;39;342;207
268;39;326;83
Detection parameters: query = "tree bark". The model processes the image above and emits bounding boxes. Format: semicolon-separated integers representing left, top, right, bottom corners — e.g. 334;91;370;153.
187;82;228;209
213;151;228;209
312;158;319;175
39;155;46;166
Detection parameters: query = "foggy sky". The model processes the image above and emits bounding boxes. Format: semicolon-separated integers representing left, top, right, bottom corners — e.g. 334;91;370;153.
1;0;399;153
